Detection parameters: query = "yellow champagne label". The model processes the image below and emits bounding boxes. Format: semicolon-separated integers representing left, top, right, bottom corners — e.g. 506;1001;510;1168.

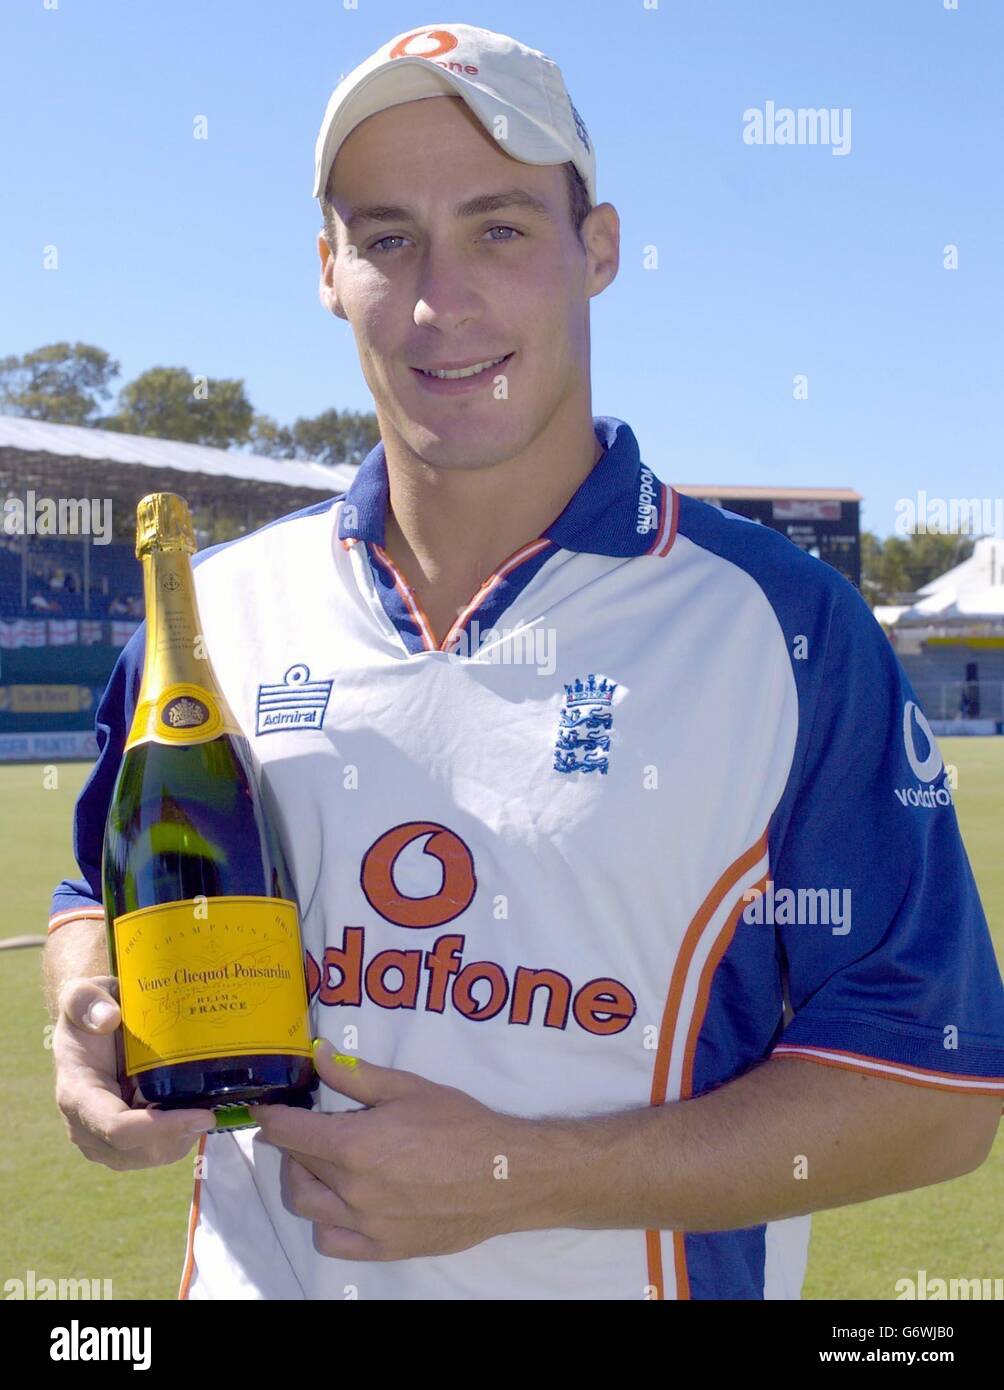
113;896;312;1074
124;682;243;751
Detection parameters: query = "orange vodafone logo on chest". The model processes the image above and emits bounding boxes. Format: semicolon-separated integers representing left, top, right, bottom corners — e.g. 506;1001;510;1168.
304;822;637;1037
362;821;476;927
388;28;480;76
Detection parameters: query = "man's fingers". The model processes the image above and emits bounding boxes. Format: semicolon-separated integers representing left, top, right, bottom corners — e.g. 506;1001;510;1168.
74;1130;203;1171
58;976;121;1032
285;1153;355;1227
310;1040;415;1105
314;1225;383;1261
250;1102;357;1160
75;1088;216;1150
52;975;216;1168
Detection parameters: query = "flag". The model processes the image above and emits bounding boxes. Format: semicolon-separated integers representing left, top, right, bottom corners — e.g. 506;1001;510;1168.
48;619;79;646
0;619;25;649
111;620;141;647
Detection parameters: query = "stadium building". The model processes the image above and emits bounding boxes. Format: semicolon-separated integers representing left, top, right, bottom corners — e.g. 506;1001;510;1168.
674;485;861;588
877;537;1004;734
0;415;353;762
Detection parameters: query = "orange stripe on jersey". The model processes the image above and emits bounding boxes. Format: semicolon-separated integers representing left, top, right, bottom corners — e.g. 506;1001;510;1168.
646;833;768;1300
681;873;768;1100
771;1045;1004;1096
658;486;679;557
667;871;768;1301
370;536;552;654
645;1229;665;1300
646;483;679;558
177;1133;207;1300
440;538;552;652
649;833;768;1106
47;907;105;935
370;544;438;650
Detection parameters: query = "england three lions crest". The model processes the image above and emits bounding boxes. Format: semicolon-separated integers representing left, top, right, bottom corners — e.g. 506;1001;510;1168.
553;674;618;775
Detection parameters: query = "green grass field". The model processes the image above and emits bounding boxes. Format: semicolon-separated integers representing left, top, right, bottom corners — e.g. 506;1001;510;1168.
2;743;1001;1299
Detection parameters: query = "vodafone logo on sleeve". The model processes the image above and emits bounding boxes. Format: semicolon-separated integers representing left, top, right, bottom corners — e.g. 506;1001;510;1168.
896;701;953;808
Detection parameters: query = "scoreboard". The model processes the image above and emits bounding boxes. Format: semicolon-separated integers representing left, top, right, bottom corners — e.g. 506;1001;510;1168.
675;486;862;589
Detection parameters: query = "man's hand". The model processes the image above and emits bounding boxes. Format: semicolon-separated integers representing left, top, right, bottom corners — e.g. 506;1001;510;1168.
249;1041;528;1261
53;975;216;1170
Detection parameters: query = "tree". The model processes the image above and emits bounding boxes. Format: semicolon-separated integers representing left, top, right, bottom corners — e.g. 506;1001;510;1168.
248;413;296;458
2;341;378;464
898;531;974;592
861;530;974;606
247;407;378;466
289;408;379;467
101;367;254;447
0;342;120;424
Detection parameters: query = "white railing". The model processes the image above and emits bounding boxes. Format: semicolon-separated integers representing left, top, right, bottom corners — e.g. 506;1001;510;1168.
911;680;1004;721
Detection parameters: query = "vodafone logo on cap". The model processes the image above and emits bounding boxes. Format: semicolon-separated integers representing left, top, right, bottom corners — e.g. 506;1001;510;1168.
390;29;458;59
388;27;480;74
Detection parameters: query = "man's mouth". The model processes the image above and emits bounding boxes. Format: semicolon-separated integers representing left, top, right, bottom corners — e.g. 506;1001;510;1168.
412;352;514;380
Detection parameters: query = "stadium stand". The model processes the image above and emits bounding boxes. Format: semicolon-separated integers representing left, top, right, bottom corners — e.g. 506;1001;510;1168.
0;416;352;757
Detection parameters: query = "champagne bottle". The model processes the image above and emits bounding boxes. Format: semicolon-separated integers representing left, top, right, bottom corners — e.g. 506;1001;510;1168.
102;493;315;1128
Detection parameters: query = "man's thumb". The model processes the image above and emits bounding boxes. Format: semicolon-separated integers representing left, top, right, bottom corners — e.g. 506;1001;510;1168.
60;976;122;1033
311;1037;405;1105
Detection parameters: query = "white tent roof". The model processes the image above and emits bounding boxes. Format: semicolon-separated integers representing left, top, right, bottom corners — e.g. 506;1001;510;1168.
873;604;910;627
902;537;1004;619
0;414;357;493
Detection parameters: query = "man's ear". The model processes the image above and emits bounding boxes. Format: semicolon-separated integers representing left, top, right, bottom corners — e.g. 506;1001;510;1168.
582;202;620;300
317;228;347;320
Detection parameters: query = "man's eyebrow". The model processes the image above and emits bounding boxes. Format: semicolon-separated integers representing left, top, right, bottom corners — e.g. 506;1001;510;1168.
344;188;555;232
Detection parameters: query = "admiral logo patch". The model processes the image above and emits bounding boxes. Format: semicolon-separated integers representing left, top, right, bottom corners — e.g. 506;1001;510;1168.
257;663;332;735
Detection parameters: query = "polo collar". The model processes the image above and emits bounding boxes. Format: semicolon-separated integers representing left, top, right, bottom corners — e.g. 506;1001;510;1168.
336;416;675;559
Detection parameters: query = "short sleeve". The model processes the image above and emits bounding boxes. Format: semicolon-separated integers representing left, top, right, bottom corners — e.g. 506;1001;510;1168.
48;623;145;932
767;582;1004;1098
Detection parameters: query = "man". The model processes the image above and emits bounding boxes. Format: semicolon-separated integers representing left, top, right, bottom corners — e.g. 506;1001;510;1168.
45;22;1003;1301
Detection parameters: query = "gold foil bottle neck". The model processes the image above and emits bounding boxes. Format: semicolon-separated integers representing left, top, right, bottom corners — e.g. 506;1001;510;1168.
135;493;197;558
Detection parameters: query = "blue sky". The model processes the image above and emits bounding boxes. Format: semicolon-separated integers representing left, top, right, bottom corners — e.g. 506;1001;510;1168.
2;0;1000;537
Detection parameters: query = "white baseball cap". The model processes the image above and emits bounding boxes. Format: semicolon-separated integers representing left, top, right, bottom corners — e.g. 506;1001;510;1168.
312;22;596;207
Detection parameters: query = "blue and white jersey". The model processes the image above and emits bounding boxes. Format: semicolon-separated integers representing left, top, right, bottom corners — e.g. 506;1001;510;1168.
50;416;1004;1301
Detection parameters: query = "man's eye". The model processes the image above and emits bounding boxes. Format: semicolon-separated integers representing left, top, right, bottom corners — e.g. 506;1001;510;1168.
370;235;407;254
368;226;522;254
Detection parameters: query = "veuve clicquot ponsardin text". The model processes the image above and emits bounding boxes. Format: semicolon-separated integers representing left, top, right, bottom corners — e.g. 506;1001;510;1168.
102;492;315;1128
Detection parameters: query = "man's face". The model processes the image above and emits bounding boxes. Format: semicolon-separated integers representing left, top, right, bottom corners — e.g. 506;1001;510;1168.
318;94;617;470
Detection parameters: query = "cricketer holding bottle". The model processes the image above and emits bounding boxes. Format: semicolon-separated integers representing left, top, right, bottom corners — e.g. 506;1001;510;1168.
44;22;1004;1300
